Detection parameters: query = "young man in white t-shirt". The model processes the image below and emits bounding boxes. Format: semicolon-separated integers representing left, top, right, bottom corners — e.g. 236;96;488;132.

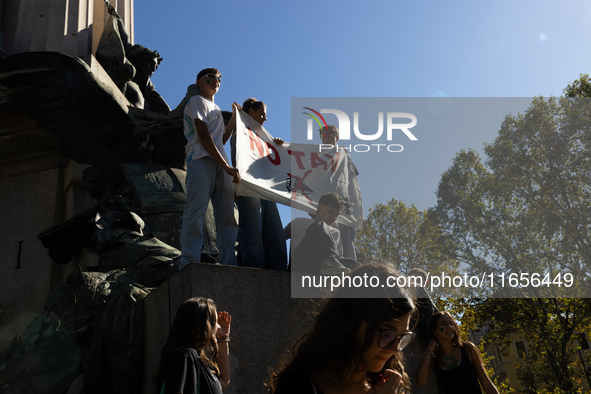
178;67;241;269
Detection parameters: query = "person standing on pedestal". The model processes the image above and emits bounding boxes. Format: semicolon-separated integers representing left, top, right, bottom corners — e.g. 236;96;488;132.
178;68;240;269
231;98;288;270
318;125;360;261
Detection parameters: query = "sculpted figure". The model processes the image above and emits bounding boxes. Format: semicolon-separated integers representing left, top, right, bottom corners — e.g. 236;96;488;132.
95;1;170;114
125;45;170;114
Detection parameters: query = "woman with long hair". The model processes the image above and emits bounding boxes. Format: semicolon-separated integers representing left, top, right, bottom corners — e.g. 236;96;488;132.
416;311;499;394
271;264;416;394
155;297;231;394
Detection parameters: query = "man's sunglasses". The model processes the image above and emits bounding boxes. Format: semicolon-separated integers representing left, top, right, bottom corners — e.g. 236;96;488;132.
200;73;222;83
376;328;415;351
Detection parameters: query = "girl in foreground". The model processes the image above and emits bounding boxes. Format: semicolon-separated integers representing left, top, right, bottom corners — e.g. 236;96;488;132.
272;264;416;394
416;311;499;394
155;297;231;394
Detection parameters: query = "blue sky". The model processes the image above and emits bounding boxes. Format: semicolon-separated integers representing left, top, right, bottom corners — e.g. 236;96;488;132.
135;1;591;224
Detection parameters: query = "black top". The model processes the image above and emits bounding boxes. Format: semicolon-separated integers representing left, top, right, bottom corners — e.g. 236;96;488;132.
292;221;340;274
161;347;222;394
275;369;324;394
434;345;483;394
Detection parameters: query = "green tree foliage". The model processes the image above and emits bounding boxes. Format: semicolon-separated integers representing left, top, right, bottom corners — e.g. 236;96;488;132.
355;198;460;297
431;88;591;392
430;96;591;297
442;298;591;393
564;73;591;98
480;343;515;394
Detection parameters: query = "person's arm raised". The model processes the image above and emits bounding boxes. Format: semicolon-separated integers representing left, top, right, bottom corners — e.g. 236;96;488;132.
216;311;232;390
223;102;241;144
416;338;438;385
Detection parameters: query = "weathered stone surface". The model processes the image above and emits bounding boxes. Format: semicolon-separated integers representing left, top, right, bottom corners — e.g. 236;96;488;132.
0;166;65;350
1;256;175;394
81;282;150;394
1;185;180;393
121;165;186;213
38;209;97;265
0;0;132;58
78;54;131;108
0;312;82;394
0;4;184;392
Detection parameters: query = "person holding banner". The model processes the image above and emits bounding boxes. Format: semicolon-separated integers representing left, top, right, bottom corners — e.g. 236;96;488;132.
319;125;359;262
177;68;241;270
232;107;364;269
231;98;288;270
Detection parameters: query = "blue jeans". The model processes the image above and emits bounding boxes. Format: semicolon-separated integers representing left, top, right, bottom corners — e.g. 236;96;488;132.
237;196;287;270
179;157;238;268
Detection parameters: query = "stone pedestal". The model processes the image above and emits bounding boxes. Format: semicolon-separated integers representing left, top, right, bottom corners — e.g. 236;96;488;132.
0;52;151;351
0;103;70;350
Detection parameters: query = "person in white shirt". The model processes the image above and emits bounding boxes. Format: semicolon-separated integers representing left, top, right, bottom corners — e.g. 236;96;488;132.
178;68;241;269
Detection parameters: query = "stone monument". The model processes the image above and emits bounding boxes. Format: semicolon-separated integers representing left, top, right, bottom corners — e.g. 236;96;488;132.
0;0;133;353
0;1;440;392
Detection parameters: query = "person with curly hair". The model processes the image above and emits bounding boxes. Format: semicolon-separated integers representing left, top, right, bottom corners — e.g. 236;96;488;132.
416;311;499;394
271;264;416;394
155;297;231;394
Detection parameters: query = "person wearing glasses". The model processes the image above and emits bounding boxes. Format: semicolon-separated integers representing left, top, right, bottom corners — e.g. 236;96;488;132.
178;68;241;269
271;264;416;394
416;311;500;394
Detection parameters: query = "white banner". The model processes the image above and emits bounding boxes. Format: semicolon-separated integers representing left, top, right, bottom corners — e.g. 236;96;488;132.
235;111;364;230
